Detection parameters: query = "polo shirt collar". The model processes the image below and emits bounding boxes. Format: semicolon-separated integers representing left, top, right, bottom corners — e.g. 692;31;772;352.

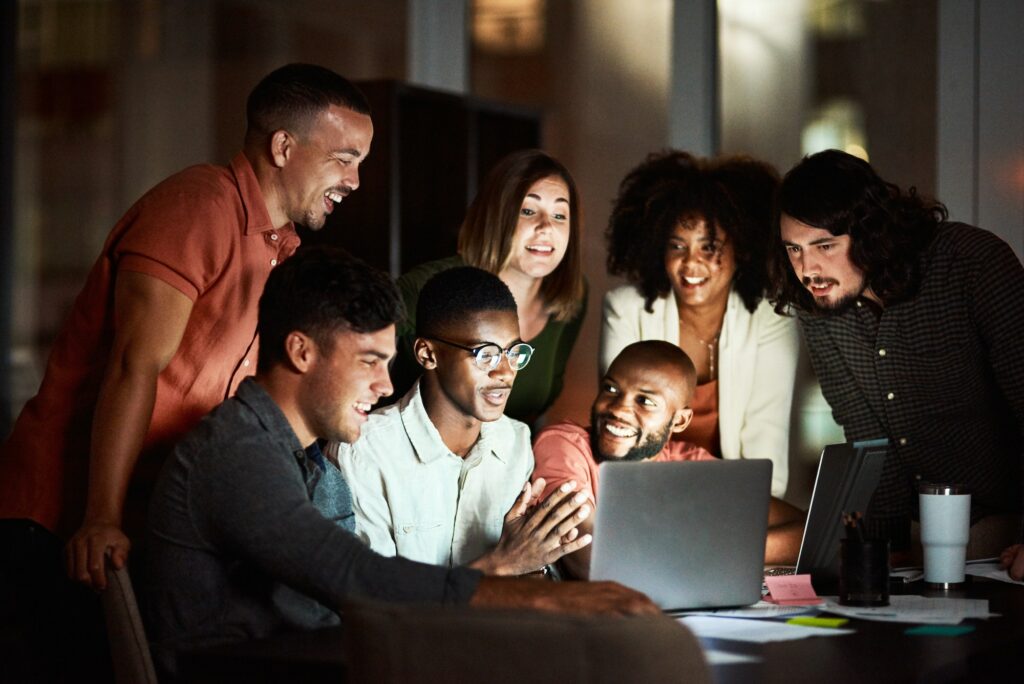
399;380;508;465
230;152;293;236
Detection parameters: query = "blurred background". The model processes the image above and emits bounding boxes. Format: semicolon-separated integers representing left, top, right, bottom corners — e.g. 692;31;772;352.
3;0;1022;505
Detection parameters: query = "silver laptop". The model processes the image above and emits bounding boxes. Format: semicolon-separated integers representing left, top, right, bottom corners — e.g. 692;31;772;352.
793;438;888;582
589;459;772;611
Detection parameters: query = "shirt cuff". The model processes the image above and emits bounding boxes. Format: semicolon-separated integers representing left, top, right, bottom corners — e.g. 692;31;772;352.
443;566;483;605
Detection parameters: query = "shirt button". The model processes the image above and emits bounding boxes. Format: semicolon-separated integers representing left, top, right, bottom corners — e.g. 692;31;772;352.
242;359;250;367
899;437;908;446
878;349;887;357
886;392;895;400
270;259;278;266
856;301;863;308
270;233;278;241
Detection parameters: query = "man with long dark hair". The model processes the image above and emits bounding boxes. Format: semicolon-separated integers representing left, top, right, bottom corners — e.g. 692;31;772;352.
771;149;1023;561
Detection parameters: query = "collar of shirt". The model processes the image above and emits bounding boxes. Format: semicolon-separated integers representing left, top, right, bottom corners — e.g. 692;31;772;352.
398;380;509;466
230;152;296;238
234;378;319;482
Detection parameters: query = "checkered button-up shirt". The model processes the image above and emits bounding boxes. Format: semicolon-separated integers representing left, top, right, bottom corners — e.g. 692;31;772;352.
797;223;1024;549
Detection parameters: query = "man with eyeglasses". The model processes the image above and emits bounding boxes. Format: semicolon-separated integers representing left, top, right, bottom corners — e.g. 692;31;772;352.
143;250;655;677
336;267;586;573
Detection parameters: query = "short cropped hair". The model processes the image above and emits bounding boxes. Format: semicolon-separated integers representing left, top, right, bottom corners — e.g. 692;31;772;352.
606;150;779;314
257;246;403;371
245;63;371;142
770;149;947;313
457;149;585;322
611;340;698;402
416;267;518;339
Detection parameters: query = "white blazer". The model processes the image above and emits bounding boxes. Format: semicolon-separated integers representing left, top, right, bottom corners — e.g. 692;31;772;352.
600;284;798;496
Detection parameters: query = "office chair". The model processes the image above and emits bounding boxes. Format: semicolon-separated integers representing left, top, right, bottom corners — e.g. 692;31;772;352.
343;601;710;684
101;561;158;684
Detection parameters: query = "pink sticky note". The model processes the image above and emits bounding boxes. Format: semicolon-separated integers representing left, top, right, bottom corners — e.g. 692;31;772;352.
763;574;824;606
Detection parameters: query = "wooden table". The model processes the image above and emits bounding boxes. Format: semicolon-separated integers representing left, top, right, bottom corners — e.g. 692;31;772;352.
707;578;1024;683
179;578;1024;683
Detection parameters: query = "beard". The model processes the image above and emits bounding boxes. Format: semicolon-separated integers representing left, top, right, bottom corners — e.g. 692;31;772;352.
803;276;866;315
590;409;674;463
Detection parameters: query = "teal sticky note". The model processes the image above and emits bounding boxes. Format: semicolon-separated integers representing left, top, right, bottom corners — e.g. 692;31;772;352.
904;625;976;636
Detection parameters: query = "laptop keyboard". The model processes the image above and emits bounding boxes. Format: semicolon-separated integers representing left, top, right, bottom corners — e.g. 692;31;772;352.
763;566;797;576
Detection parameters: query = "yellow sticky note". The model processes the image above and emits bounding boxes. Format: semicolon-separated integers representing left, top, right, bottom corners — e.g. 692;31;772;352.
787;616;850;629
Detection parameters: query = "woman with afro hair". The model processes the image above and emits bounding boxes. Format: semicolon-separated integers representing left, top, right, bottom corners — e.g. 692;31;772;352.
601;151;798;497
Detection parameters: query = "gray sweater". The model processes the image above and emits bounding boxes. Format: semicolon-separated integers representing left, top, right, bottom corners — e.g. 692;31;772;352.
141;378;481;675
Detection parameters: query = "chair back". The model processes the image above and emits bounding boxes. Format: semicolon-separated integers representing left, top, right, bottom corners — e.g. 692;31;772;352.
343;602;710;684
101;563;158;684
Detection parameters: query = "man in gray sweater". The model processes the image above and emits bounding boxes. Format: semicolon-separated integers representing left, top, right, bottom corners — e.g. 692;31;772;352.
141;246;655;676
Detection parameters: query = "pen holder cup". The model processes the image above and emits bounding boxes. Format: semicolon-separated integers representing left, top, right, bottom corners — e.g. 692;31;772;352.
839;538;890;607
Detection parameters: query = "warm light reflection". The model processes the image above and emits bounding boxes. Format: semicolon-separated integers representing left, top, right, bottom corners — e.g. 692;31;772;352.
718;0;809;168
472;0;546;54
581;0;670;98
801;98;868;159
845;144;868;161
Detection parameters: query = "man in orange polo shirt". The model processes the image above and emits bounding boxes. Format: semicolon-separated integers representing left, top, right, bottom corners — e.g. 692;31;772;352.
0;63;372;679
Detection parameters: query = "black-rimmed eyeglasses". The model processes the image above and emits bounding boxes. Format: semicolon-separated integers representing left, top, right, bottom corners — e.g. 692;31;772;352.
425;337;534;371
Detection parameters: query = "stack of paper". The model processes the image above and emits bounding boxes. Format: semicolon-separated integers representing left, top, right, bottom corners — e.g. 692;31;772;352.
821;596;997;624
678;616;853;643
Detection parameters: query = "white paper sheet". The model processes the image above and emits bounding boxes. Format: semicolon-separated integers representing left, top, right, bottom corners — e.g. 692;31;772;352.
820;596;996;624
703;649;762;665
677;616;854;643
965;561;1024;586
678;601;816;619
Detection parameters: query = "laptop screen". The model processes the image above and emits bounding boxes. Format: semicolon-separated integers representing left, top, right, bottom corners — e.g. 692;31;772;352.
795;438;888;581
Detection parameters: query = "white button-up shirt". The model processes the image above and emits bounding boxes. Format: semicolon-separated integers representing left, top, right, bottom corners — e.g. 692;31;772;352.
337;381;534;567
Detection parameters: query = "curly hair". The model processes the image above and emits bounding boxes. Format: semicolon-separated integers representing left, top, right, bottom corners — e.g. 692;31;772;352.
605;150;779;314
257;245;403;371
457;149;585;322
769;149;947;314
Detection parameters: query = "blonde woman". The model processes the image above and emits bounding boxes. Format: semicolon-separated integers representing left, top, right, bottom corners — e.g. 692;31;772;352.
390;149;586;426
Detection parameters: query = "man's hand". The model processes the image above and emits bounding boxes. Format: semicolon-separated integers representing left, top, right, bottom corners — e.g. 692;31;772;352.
65;520;130;590
472;576;660;617
470;479;592;576
999;544;1024;581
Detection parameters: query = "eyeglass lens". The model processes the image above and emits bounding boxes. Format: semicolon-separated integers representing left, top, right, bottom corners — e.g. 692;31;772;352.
474;343;533;371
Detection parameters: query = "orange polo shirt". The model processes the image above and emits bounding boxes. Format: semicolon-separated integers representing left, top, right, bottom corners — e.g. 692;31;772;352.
0;153;299;538
532;421;715;505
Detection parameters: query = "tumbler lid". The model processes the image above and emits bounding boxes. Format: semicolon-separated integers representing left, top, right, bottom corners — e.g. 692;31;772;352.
918;482;967;495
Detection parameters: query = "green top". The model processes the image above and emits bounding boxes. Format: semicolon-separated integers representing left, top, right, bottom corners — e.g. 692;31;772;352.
389;255;587;427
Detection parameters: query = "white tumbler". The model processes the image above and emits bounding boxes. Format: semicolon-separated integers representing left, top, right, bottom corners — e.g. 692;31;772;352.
918;483;971;589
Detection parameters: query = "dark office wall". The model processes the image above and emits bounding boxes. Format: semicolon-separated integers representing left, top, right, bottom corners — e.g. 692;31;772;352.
1;1;16;436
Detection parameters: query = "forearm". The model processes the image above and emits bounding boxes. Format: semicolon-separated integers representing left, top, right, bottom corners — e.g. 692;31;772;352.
471;576;659;616
558;515;594;579
765;498;805;566
83;361;161;524
559;545;591;580
764;521;804;566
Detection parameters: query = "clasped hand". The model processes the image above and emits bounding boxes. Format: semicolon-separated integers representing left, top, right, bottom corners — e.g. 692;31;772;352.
471;478;591;576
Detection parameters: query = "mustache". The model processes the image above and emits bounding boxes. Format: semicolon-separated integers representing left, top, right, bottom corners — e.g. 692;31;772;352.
802;276;839;287
595;413;638;431
481;384;513;392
